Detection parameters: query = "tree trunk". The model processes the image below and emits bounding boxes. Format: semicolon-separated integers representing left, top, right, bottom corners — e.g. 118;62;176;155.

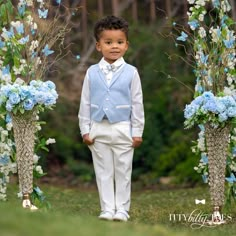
165;0;171;20
132;0;138;22
98;0;104;18
81;0;88;53
150;0;156;22
229;0;236;27
112;0;119;16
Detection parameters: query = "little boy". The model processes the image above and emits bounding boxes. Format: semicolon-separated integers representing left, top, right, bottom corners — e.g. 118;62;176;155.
78;15;144;222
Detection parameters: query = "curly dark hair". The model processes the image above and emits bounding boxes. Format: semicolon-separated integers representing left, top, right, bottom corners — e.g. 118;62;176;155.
94;15;129;41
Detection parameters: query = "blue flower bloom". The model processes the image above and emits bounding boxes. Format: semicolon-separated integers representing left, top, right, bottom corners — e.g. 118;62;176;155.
9;92;20;105
19;35;29;44
223;38;235;48
177;31;188;41
38;9;48;19
202;174;208;183
5;113;12;123
19;86;30;99
4;27;14;38
23;99;34;110
232;147;236;156
203;100;218;113
0;155;10;165
2;65;10;75
202;91;214;100
216;99;226;113
218;112;228;122
198;124;205;131
6;100;13;112
227;107;236;117
212;0;220;8
42;44;54;56
184;104;198;119
225;173;236;184
200;153;208;164
0;39;5;48
200;53;209;64
18;4;26;16
44;95;57;106
45;81;56;90
192;96;204;106
35;91;47;104
15;23;24;34
188;20;199;30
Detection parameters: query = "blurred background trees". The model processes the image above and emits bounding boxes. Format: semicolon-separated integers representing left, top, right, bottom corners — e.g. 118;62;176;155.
36;0;236;187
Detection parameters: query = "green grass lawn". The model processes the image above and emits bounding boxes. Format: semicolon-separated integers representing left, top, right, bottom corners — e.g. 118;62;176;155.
0;183;236;236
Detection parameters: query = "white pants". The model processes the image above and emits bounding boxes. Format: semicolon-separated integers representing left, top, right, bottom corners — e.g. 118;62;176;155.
88;120;134;213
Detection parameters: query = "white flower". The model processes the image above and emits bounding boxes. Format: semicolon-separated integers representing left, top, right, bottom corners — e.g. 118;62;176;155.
36;124;42;131
15;77;25;85
198;13;205;21
198;27;206;38
196;0;206;6
33;154;39;164
30;40;39;51
6;123;12;131
46;138;56;145
209;26;221;43
35;165;43;175
17;192;23;198
222;0;231;12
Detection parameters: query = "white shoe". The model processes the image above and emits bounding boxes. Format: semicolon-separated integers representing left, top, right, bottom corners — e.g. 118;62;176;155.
98;211;114;221
22;199;38;211
113;211;130;222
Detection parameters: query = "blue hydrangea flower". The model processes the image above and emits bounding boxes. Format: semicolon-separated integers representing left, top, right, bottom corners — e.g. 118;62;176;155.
184;104;198;119
23;99;34;110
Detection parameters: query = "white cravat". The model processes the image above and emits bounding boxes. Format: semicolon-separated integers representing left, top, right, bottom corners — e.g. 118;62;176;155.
100;58;124;85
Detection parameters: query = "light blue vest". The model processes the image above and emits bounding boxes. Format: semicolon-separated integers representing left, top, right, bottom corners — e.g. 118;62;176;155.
88;63;136;123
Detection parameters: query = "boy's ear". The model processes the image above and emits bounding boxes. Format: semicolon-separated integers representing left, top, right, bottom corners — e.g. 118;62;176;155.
126;41;129;50
96;42;101;51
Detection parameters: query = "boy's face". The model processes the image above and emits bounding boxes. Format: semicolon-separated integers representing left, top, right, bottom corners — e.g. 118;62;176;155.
96;29;129;64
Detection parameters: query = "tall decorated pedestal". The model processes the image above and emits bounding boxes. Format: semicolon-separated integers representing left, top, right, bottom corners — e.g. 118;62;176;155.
177;0;236;225
11;110;37;209
0;0;69;208
205;123;231;224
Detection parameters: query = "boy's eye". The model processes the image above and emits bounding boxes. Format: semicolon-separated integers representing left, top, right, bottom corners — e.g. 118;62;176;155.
118;41;124;44
105;41;112;45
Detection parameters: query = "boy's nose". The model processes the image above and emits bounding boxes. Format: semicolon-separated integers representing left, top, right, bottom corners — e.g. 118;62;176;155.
112;43;118;48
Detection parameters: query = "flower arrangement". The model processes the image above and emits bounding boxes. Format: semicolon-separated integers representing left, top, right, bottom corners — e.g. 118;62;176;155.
173;0;236;210
0;79;58;114
184;91;236;128
0;0;73;206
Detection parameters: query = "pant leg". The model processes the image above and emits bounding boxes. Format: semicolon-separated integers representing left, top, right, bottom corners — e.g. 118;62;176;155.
88;121;115;213
111;122;134;212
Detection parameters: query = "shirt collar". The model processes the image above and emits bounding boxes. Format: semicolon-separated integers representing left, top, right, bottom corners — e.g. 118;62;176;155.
99;57;125;71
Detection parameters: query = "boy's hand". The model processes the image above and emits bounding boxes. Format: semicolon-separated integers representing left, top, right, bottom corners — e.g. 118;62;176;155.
82;133;94;145
132;137;143;148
